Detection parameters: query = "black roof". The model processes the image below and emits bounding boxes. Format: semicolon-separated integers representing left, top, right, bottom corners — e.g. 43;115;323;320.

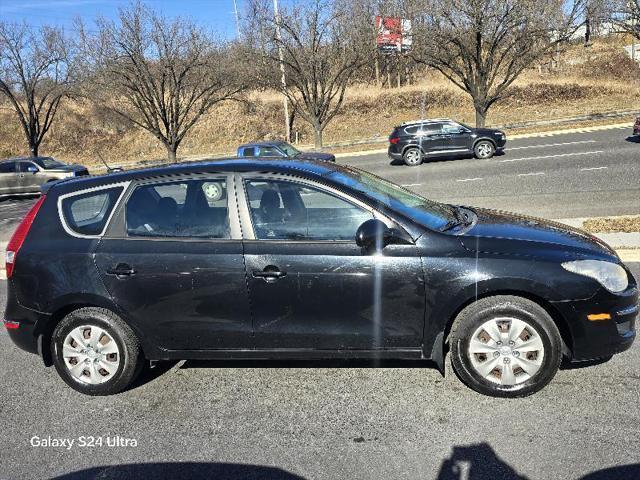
45;157;344;195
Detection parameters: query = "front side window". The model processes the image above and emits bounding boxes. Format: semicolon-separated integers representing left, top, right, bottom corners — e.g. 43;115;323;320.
126;179;230;239
61;186;124;236
245;179;372;240
259;146;284;157
16;162;38;173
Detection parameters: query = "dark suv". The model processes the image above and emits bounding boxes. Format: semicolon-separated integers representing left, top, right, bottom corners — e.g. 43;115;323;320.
4;159;636;397
388;119;507;166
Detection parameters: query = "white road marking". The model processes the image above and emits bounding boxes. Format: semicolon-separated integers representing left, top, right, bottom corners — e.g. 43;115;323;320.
509;140;597;151
518;172;545;177
580;166;608;171
456;177;483;182
499;150;604;163
401;183;422;187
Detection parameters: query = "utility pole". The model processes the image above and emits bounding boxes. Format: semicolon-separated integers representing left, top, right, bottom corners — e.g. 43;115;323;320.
273;0;291;142
233;0;241;39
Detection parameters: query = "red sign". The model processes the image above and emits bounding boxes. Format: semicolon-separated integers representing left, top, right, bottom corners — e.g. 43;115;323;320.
376;16;412;54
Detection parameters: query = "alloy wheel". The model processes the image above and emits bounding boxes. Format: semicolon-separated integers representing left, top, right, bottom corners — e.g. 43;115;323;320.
404;149;422;166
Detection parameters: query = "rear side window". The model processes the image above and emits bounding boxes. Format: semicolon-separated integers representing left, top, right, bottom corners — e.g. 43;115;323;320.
0;161;16;173
61;187;124;236
126;179;230;239
242;147;256;157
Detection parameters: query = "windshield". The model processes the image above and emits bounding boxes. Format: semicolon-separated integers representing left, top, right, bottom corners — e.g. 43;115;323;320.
278;142;301;157
35;157;66;169
325;166;457;231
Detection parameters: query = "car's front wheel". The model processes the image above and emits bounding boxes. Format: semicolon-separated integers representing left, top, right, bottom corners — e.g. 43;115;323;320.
449;296;562;398
474;140;495;159
51;307;144;395
403;147;423;166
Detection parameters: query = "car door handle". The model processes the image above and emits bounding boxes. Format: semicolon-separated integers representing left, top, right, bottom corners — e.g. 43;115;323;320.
106;264;136;277
252;267;286;282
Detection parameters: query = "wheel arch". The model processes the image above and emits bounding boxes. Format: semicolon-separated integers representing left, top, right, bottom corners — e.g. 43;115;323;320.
431;289;574;372
36;298;149;367
472;137;497;150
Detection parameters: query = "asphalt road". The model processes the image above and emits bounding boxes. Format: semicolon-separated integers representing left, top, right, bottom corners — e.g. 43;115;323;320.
1;125;639;479
338;125;640;219
0;264;639;480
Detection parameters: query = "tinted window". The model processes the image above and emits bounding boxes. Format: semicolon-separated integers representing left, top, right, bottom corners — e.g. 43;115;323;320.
442;123;465;134
126;179;229;239
245;179;372;240
16;162;38;172
259;146;283;157
34;157;66;168
243;147;256;157
0;161;16;173
61;187;124;236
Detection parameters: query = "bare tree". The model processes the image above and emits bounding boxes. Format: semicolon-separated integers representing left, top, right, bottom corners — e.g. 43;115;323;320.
80;3;245;162
408;0;585;127
246;0;369;147
610;0;640;41
0;22;75;157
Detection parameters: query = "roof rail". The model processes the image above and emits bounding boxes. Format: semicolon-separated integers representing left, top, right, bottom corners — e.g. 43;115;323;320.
400;118;453;126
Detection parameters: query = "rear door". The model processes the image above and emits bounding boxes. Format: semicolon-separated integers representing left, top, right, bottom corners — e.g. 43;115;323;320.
0;161;19;195
410;123;448;155
93;175;253;351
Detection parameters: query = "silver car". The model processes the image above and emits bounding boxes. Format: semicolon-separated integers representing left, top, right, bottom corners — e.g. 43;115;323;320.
0;157;89;197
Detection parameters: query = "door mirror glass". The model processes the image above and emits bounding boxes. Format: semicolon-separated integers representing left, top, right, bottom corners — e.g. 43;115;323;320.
27;165;39;173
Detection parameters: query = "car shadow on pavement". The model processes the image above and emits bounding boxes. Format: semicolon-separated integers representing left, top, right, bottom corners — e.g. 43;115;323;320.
437;443;640;480
49;462;305;480
625;136;640;143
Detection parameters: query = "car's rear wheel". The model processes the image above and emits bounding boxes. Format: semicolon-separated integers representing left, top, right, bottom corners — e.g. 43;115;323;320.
403;147;423;166
449;296;562;398
51;307;144;395
474;140;495;159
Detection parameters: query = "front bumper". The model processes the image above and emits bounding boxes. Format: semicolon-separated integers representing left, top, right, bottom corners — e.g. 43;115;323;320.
551;286;637;361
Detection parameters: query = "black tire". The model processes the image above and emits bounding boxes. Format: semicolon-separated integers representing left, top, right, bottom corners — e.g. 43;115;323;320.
449;295;562;398
51;307;144;395
403;147;423;166
474;140;495;159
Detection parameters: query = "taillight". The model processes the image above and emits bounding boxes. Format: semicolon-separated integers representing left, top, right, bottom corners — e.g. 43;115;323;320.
389;136;400;144
5;195;46;279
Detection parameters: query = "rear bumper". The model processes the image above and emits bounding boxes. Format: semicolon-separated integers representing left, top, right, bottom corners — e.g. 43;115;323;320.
551;286;637;361
3;280;50;356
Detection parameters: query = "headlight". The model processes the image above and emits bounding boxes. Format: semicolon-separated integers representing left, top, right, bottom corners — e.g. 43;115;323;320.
561;260;628;293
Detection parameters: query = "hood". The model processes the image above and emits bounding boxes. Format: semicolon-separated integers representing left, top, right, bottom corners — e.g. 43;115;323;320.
295;151;336;162
473;128;502;136
458;207;617;260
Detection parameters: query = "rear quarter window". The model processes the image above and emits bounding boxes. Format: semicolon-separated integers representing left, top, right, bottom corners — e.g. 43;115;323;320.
60;186;124;236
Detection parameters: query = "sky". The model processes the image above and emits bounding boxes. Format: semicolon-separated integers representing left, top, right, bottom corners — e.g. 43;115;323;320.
0;0;251;39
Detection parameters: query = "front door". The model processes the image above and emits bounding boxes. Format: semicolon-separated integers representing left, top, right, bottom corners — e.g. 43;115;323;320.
239;176;426;350
443;122;473;153
94;176;252;351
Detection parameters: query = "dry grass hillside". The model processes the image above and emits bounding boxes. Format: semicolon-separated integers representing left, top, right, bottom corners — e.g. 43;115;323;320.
1;37;639;168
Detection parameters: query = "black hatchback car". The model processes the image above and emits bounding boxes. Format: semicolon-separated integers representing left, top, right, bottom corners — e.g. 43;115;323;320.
388;119;506;166
4;159;637;397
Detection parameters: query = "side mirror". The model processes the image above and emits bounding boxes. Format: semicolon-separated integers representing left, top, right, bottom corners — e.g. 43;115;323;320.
27;166;38;174
355;219;394;250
